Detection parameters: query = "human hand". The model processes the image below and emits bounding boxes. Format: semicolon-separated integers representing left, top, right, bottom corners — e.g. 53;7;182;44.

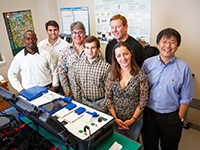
65;91;72;97
50;86;57;92
118;125;129;130
115;118;125;127
19;89;25;93
115;118;129;130
124;118;135;127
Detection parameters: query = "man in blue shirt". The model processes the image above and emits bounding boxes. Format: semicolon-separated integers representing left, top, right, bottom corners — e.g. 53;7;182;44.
141;28;193;150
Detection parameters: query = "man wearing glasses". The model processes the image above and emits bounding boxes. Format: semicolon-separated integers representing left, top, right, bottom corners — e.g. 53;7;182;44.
141;28;193;150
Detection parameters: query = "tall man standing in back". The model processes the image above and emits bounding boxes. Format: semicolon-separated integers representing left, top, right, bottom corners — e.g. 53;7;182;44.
8;30;58;93
38;20;69;64
38;20;69;95
106;14;146;68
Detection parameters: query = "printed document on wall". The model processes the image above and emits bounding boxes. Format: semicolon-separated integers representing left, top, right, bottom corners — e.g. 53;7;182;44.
60;7;90;36
94;0;151;44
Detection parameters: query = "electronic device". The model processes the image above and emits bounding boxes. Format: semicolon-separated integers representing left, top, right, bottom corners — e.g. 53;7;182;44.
0;108;27;149
29;90;115;147
0;86;115;150
38;97;72;115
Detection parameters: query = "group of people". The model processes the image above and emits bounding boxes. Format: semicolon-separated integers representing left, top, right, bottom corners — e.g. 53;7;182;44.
7;14;193;150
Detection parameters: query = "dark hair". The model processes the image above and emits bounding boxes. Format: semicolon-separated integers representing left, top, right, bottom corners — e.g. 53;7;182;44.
70;21;85;33
83;36;100;48
23;30;36;38
111;42;140;81
110;14;127;26
156;28;181;47
45;20;59;30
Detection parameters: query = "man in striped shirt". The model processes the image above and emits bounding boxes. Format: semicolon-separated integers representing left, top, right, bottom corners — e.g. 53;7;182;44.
74;36;111;111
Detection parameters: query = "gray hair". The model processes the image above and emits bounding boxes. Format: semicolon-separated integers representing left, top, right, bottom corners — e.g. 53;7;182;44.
70;21;85;33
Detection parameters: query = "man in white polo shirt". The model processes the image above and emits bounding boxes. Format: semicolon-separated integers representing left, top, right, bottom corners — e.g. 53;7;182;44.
38;20;69;64
38;20;69;95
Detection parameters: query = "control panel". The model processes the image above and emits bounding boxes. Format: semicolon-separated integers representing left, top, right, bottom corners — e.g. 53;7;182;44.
20;91;114;141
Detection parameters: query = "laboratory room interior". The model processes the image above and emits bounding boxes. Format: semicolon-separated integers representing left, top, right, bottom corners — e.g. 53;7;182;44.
0;0;200;149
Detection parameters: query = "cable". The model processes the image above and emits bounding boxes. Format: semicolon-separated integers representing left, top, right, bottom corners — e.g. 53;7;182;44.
46;139;70;150
26;129;36;150
48;138;70;150
29;122;70;150
55;143;62;150
84;125;92;150
0;112;63;150
0;112;70;150
23;121;71;150
0;112;21;141
34;126;48;149
33;124;69;150
25;122;41;150
25;122;54;150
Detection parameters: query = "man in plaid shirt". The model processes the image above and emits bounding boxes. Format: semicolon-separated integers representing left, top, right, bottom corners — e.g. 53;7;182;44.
74;36;111;111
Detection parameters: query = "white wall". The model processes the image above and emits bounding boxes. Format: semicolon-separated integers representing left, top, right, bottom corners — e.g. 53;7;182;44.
151;0;200;99
36;0;60;39
150;0;200;125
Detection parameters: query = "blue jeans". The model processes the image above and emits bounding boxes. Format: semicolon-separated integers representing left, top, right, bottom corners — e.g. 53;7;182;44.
82;97;104;111
114;118;143;141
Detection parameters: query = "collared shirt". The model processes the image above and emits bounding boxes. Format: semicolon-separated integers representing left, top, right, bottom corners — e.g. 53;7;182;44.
141;55;193;113
24;47;39;55
8;47;59;92
106;70;148;122
74;58;111;102
58;43;103;96
37;37;69;64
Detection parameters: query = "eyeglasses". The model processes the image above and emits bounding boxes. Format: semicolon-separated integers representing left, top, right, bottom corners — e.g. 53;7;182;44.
161;40;177;45
71;31;84;35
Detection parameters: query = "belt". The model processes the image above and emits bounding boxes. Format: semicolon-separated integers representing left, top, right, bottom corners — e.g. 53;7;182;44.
146;107;178;115
154;110;165;114
83;97;104;103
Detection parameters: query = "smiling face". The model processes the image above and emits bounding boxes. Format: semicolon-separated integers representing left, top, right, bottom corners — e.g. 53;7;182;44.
71;28;86;46
46;25;59;41
157;35;178;64
110;19;128;42
84;41;99;63
115;45;132;69
23;31;37;51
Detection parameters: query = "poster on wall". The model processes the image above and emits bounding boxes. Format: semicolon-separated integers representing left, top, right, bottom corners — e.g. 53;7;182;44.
60;7;90;36
3;10;34;56
94;0;151;44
